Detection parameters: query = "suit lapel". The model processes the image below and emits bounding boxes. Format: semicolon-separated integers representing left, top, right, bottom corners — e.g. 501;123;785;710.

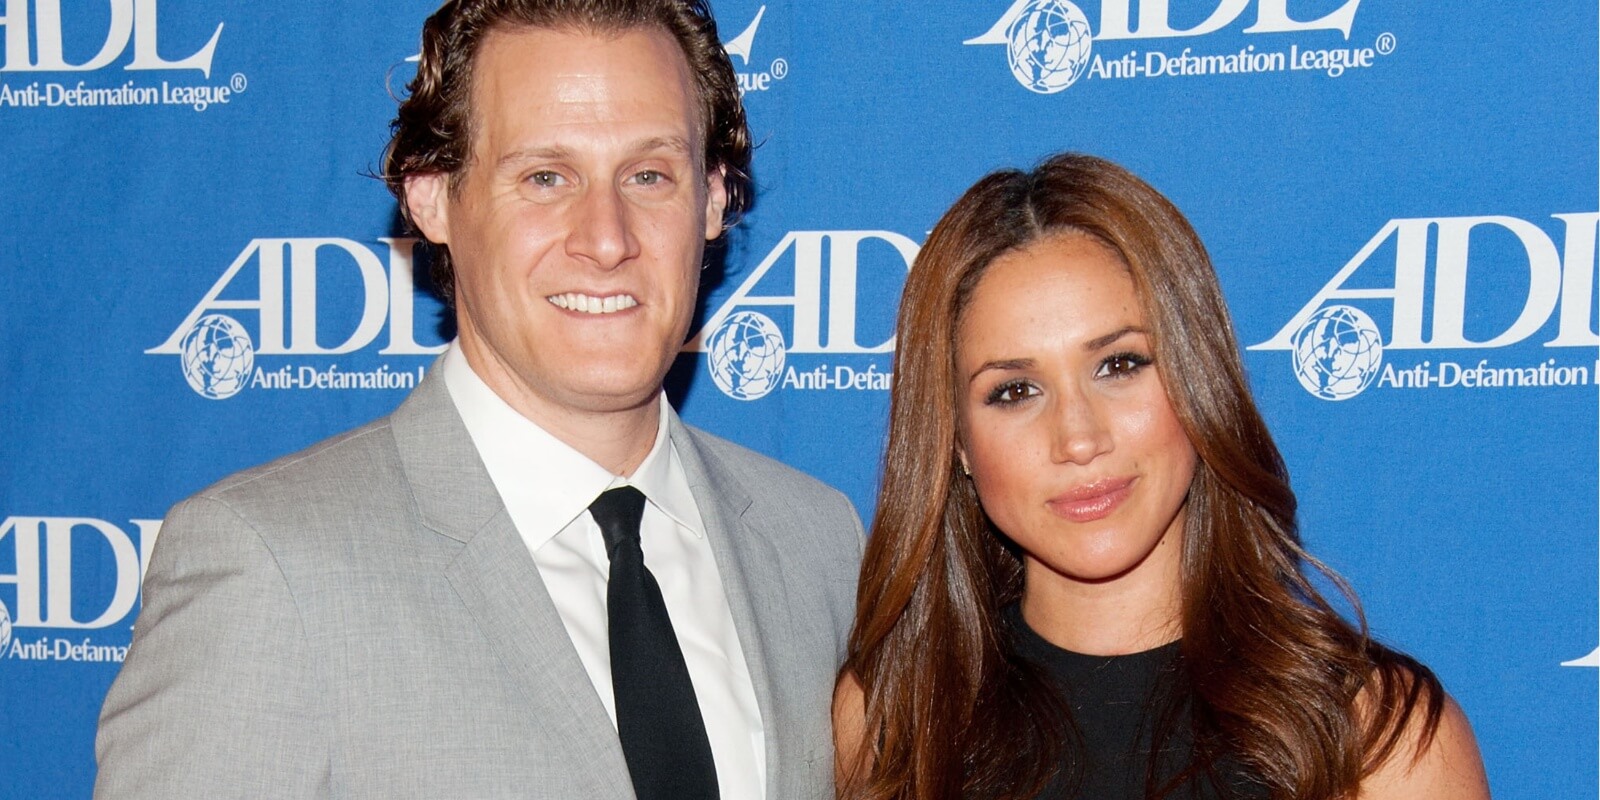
390;370;634;799
671;416;808;800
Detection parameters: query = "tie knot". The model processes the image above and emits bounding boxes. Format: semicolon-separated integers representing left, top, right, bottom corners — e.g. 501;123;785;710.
589;485;647;552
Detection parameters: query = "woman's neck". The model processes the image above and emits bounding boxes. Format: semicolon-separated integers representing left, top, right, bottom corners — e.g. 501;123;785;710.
1019;537;1183;656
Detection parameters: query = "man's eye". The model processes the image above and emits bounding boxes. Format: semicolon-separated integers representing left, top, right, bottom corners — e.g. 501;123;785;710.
632;170;666;186
984;380;1039;406
528;171;565;187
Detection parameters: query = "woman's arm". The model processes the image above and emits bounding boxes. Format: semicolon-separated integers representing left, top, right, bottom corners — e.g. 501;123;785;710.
833;670;870;791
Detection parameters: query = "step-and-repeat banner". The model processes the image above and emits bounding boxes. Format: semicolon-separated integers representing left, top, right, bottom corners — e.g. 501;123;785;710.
1;1;1594;796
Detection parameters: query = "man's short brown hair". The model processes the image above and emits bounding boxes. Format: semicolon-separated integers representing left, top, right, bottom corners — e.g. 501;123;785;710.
382;0;754;304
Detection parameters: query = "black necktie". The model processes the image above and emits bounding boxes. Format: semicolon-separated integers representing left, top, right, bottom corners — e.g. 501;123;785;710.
588;486;720;800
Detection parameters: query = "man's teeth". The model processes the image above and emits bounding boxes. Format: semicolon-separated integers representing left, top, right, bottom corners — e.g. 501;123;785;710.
547;293;639;314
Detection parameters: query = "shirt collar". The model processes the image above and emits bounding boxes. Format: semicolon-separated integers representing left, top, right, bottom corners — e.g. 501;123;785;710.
619;404;704;538
441;341;703;549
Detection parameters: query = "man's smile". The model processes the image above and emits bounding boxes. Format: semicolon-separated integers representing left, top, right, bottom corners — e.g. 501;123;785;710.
546;292;640;314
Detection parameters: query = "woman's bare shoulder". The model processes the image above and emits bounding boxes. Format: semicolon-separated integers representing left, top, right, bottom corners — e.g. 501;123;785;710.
1357;678;1490;800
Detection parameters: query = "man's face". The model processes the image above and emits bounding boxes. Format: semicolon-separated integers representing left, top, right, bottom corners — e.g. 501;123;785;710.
407;25;726;419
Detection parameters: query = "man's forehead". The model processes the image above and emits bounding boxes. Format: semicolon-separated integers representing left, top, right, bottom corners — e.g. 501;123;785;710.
470;23;697;100
466;24;705;147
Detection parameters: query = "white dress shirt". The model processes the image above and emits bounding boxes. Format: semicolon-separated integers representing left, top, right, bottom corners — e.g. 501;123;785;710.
442;343;767;799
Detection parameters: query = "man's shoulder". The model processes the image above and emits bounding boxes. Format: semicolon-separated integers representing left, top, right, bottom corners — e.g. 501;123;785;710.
677;423;863;542
680;423;841;501
679;423;864;626
185;414;407;522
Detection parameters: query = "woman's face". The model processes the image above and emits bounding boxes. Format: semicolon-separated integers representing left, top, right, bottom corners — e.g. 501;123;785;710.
955;232;1197;588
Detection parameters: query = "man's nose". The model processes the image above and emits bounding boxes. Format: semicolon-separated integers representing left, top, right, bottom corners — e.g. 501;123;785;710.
565;182;641;269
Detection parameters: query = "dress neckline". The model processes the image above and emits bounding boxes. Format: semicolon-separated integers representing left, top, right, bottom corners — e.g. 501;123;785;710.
1004;603;1182;672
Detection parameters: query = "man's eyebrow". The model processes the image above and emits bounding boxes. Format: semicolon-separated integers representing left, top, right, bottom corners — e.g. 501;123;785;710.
497;145;572;169
968;358;1034;384
494;137;695;170
631;135;693;156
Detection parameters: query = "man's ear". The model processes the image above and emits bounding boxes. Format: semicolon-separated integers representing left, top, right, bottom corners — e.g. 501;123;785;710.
404;172;452;244
703;165;729;241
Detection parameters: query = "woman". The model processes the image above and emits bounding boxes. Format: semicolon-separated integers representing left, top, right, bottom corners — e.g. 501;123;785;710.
833;153;1489;800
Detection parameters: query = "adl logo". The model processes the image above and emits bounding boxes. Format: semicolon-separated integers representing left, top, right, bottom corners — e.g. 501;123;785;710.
0;516;161;664
1254;212;1599;399
0;0;223;75
688;231;917;401
149;238;444;400
966;0;1371;94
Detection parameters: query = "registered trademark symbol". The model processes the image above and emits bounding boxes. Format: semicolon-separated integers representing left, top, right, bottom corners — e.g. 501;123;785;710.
230;73;248;93
1374;32;1396;55
770;58;788;80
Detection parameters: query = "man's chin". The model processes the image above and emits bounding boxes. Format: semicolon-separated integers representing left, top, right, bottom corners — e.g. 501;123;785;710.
562;387;663;415
546;367;669;414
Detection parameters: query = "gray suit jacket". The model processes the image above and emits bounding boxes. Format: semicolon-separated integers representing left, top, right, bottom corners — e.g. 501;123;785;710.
95;372;864;799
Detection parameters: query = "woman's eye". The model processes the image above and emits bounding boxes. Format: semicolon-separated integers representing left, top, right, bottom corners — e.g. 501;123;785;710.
1099;352;1152;379
985;380;1039;406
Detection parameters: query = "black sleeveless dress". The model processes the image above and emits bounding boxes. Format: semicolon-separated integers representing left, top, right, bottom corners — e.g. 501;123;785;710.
1007;606;1270;800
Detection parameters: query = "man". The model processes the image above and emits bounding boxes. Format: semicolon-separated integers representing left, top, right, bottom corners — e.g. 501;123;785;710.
94;1;864;797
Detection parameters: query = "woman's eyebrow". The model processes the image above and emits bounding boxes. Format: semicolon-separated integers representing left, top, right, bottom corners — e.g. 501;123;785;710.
1084;325;1146;351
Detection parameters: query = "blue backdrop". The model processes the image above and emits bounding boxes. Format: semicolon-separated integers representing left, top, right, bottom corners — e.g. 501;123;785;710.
1;1;1595;796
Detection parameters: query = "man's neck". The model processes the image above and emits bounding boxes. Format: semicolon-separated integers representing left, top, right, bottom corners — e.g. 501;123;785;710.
457;339;662;477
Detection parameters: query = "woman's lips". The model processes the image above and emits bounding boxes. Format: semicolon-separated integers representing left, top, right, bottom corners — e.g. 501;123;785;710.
1047;476;1135;522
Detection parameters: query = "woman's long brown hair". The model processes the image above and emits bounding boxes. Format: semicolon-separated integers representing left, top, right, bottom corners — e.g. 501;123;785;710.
840;153;1444;800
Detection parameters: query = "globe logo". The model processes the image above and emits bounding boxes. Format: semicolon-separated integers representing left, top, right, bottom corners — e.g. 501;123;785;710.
1005;0;1094;94
0;602;12;658
1291;305;1385;401
179;313;256;400
706;310;787;401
